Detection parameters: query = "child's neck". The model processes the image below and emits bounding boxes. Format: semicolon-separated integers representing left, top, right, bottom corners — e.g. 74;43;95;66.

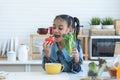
57;41;65;50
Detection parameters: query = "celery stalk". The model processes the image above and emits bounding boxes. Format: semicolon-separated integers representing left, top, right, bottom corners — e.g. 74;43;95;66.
62;32;76;56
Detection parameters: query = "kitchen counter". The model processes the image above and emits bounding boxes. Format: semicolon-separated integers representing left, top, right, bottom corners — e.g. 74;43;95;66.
1;71;69;80
1;71;110;80
0;60;112;80
0;60;42;64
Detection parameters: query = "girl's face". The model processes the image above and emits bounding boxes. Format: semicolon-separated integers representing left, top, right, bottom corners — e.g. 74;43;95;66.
52;17;71;42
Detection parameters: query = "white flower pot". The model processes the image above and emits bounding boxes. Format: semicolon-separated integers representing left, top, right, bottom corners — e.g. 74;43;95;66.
102;25;114;29
90;25;102;29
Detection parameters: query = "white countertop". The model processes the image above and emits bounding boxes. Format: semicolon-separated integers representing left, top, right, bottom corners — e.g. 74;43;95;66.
0;71;110;80
0;60;42;64
2;72;69;80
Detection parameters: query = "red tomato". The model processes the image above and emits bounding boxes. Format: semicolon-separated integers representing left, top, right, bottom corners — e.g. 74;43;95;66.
45;37;54;44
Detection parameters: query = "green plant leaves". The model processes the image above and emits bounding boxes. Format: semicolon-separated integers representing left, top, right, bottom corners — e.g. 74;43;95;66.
90;17;101;25
90;17;114;25
62;32;76;56
101;17;114;25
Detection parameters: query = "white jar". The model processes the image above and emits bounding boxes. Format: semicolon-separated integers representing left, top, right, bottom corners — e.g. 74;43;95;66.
18;44;29;61
7;51;16;61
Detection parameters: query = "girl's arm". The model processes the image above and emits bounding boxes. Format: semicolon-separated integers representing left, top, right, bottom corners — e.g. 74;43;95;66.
71;44;83;73
42;50;59;70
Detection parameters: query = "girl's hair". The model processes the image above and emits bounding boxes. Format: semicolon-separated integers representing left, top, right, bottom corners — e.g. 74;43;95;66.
54;14;80;38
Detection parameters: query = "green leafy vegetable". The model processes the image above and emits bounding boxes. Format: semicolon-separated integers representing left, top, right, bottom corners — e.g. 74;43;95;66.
88;62;98;77
89;62;98;73
88;60;107;77
62;32;76;56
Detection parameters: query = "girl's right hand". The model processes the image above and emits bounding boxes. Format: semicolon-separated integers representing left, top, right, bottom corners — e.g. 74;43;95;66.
43;41;53;58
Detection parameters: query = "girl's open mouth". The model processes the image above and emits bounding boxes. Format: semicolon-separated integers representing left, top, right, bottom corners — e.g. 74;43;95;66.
54;35;61;38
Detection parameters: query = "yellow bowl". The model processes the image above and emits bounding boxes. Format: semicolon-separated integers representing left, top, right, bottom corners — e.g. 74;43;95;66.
45;63;63;74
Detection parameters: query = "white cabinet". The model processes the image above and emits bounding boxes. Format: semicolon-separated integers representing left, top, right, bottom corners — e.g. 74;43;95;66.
0;60;42;72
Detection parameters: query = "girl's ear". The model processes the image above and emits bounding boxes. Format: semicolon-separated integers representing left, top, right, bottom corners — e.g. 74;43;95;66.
70;27;74;32
66;27;73;33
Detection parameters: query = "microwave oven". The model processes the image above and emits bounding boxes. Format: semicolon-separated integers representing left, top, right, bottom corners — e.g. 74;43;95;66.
89;36;120;60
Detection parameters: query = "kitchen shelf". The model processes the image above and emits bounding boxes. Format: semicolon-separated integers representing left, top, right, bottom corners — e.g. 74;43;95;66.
77;35;89;60
0;57;7;60
29;34;50;60
30;34;89;60
0;57;19;60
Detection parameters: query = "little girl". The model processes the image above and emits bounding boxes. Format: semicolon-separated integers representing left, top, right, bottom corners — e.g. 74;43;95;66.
42;14;83;73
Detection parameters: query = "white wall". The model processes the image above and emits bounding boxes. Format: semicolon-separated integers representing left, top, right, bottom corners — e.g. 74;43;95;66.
0;0;120;45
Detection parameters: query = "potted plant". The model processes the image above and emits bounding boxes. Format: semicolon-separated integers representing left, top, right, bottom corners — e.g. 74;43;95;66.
90;17;102;29
101;17;114;29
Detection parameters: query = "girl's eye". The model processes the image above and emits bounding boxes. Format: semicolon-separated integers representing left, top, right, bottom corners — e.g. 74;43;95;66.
59;27;63;30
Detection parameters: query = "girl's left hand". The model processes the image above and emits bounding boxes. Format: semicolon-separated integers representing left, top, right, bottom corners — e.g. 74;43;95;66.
72;48;79;63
